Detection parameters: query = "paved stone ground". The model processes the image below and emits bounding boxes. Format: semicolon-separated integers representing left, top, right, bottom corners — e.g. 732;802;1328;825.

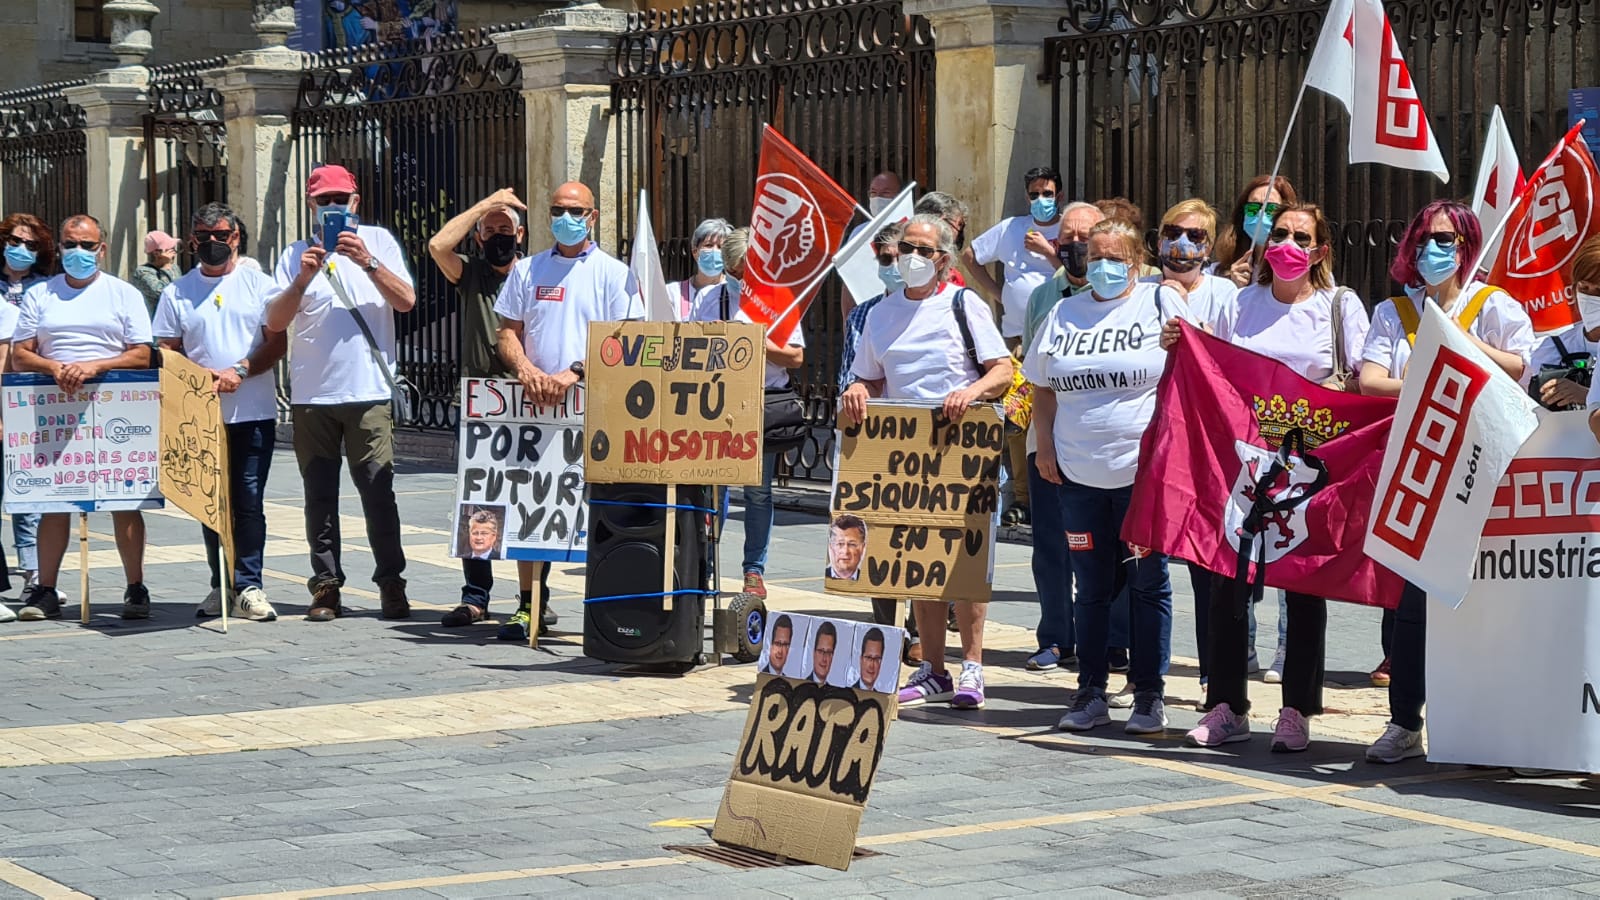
3;450;1600;899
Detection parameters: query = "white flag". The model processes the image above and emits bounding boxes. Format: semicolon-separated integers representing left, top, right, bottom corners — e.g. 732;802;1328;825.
1470;106;1526;266
833;183;917;305
631;189;676;322
1365;302;1540;607
1304;0;1450;183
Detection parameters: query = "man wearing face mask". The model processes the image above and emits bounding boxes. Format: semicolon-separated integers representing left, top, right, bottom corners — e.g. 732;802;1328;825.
425;187;556;633
11;215;154;622
152;203;287;623
266;164;418;624
841;171;905;317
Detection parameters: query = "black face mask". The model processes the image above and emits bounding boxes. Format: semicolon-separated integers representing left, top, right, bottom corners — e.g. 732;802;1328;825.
483;233;519;268
195;240;232;267
1059;241;1089;279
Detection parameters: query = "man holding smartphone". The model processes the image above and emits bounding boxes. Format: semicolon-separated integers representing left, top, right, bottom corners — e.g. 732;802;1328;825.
265;164;417;623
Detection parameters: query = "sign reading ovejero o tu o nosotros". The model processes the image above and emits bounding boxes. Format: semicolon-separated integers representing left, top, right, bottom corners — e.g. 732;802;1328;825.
584;320;766;485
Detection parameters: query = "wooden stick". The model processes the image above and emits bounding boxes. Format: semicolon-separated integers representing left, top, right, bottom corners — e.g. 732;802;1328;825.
528;561;538;651
662;485;677;613
78;513;89;624
221;546;231;635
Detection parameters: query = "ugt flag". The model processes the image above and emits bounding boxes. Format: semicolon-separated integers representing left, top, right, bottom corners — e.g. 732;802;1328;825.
1303;0;1450;182
1122;324;1404;608
741;125;856;346
1365;302;1541;608
1470;105;1526;266
1487;121;1600;334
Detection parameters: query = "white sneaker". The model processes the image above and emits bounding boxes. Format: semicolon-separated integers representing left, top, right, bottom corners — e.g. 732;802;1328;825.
1107;683;1136;709
1264;643;1286;684
196;588;226;618
236;587;278;622
1366;722;1425;764
0;602;15;623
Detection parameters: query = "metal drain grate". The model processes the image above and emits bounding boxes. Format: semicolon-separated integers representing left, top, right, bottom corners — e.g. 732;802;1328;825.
665;843;880;869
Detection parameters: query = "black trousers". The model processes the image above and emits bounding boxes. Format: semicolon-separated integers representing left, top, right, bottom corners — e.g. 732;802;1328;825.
870;598;917;637
462;559;549;610
1205;573;1326;717
1387;582;1427;731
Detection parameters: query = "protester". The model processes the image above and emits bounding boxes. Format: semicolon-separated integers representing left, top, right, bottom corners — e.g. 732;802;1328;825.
1213;175;1299;288
840;214;1012;708
843;170;905;315
1179;202;1371;751
683;217;803;600
0;226;24;621
912;193;968;286
1359;200;1534;763
265;164;417;622
1027;217;1187;733
722;227;749;281
11;215;153;621
1576;238;1600;439
1092;198;1159;278
1;213;53;593
132;230;181;316
151;203;286;622
964;166;1066;527
1529;322;1593;411
425;187;557;633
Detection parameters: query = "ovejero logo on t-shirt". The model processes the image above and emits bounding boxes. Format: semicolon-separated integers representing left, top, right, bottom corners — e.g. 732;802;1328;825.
102;416;154;444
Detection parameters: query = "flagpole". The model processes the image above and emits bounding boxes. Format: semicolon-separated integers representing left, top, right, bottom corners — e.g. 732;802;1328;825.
1250;75;1313;285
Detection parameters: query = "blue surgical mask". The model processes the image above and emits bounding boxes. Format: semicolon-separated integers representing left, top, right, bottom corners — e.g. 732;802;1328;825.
4;244;36;272
878;263;904;293
1086;258;1130;299
61;247;98;280
1030;196;1057;223
1244;210;1272;245
696;248;724;277
1416;240;1461;287
551;213;589;247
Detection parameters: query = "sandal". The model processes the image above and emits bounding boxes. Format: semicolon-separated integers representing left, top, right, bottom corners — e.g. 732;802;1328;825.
441;603;489;627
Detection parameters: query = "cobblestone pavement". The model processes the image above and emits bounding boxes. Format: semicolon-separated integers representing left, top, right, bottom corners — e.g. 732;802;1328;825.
3;450;1599;899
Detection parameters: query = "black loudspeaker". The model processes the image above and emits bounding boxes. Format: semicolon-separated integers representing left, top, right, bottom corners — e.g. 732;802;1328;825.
583;483;711;666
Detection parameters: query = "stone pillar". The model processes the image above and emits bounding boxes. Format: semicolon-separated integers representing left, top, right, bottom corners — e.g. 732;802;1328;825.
903;0;1060;233
63;69;152;280
214;46;305;269
493;4;628;251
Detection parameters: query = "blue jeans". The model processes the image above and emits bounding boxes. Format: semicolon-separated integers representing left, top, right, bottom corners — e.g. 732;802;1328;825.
1059;475;1173;698
740;450;779;575
202;420;274;591
1027;453;1073;652
12;511;38;572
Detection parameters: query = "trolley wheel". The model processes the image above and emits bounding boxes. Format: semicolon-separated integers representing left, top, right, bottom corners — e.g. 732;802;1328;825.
726;593;767;664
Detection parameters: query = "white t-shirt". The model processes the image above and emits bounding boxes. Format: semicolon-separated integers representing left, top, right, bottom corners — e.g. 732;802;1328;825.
270;225;413;406
1216;285;1371;384
971;216;1061;338
1531;324;1594;370
14;274;153;363
494;245;641;373
1023;282;1194;489
1140;272;1238;333
0;302;19;342
153;266;279;424
850;283;1008;400
1362;281;1536;383
684;278;804;389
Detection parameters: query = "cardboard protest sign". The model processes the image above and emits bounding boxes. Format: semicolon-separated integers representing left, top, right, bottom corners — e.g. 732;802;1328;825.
2;371;163;513
584;320;766;486
158;353;234;570
716;612;902;870
452;379;587;562
825;401;1002;601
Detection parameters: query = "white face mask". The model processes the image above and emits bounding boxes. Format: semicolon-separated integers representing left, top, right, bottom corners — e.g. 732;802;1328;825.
1579;292;1600;333
895;253;937;289
868;196;890;216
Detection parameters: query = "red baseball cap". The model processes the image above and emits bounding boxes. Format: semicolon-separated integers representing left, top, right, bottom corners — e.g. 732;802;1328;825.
306;164;359;197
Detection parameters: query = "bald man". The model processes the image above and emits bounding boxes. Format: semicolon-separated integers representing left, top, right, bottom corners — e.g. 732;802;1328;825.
492;181;641;640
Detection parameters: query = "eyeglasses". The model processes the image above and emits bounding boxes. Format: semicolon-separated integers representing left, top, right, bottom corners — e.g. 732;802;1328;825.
4;236;40;251
771;640;790;649
897;240;942;259
60;240;101;251
1027;190;1057;200
550;206;591;218
313;194;352;206
1244;201;1282;220
193;230;234;243
814;647;835;657
1268;227;1314;249
1426;231;1463;248
1160;224;1209;243
861;654;883;663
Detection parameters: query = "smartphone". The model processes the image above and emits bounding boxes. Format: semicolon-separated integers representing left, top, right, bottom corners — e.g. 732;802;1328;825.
319;211;359;251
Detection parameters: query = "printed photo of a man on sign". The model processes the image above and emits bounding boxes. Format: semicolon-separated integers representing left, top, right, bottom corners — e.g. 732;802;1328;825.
825;514;866;580
758;613;796;676
852;625;904;694
453;504;507;561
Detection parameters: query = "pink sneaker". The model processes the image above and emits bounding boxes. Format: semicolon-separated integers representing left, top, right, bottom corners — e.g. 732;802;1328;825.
1184;702;1250;747
897;662;954;707
1271;707;1310;753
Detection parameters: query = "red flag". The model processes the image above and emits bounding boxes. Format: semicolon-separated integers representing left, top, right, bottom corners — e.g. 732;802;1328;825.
1122;325;1403;609
1487;122;1600;334
741;126;856;346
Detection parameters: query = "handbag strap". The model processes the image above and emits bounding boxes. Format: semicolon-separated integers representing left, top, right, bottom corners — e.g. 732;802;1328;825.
323;261;401;395
950;287;981;370
1330;286;1354;379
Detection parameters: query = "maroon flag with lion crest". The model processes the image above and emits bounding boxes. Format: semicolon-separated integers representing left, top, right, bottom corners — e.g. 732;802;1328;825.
1122;323;1403;608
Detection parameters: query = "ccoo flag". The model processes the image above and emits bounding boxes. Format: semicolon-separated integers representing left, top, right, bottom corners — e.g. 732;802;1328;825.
1470;106;1526;266
1122;324;1404;609
631;189;677;322
1303;0;1450;182
833;182;916;306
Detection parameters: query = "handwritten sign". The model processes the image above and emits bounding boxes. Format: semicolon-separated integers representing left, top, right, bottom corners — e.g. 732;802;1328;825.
159;353;234;569
713;612;902;870
825;401;1001;601
584;320;765;485
452;378;587;561
2;371;163;513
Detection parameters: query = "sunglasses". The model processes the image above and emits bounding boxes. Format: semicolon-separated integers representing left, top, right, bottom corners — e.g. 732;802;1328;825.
1026;190;1057;200
1160;224;1209;243
1244;201;1282;220
313;194;352;206
550;206;591;218
897;240;942;259
193;230;234;243
60;240;102;251
1426;231;1463;248
1268;227;1314;249
875;253;896;266
4;236;40;251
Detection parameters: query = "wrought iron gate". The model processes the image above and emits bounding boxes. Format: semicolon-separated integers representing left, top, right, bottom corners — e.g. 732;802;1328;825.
145;59;229;266
1044;0;1600;305
611;0;937;481
0;83;88;233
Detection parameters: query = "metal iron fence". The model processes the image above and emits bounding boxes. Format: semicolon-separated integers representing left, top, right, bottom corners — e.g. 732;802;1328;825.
611;0;937;482
1043;0;1600;306
291;26;527;432
145;58;229;268
0;82;88;234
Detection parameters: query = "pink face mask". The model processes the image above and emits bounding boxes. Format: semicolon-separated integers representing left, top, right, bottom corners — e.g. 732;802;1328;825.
1263;240;1312;282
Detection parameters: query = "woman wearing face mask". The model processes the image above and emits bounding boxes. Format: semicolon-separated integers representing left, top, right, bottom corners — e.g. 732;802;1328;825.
841;214;1013;710
1031;218;1189;735
667;218;735;322
1175;202;1372;753
0;213;53;601
1359;200;1533;764
1213;175;1299;289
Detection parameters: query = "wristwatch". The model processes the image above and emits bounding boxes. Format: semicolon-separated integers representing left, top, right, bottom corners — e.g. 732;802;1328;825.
233;362;249;379
569;361;585;381
364;257;380;273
